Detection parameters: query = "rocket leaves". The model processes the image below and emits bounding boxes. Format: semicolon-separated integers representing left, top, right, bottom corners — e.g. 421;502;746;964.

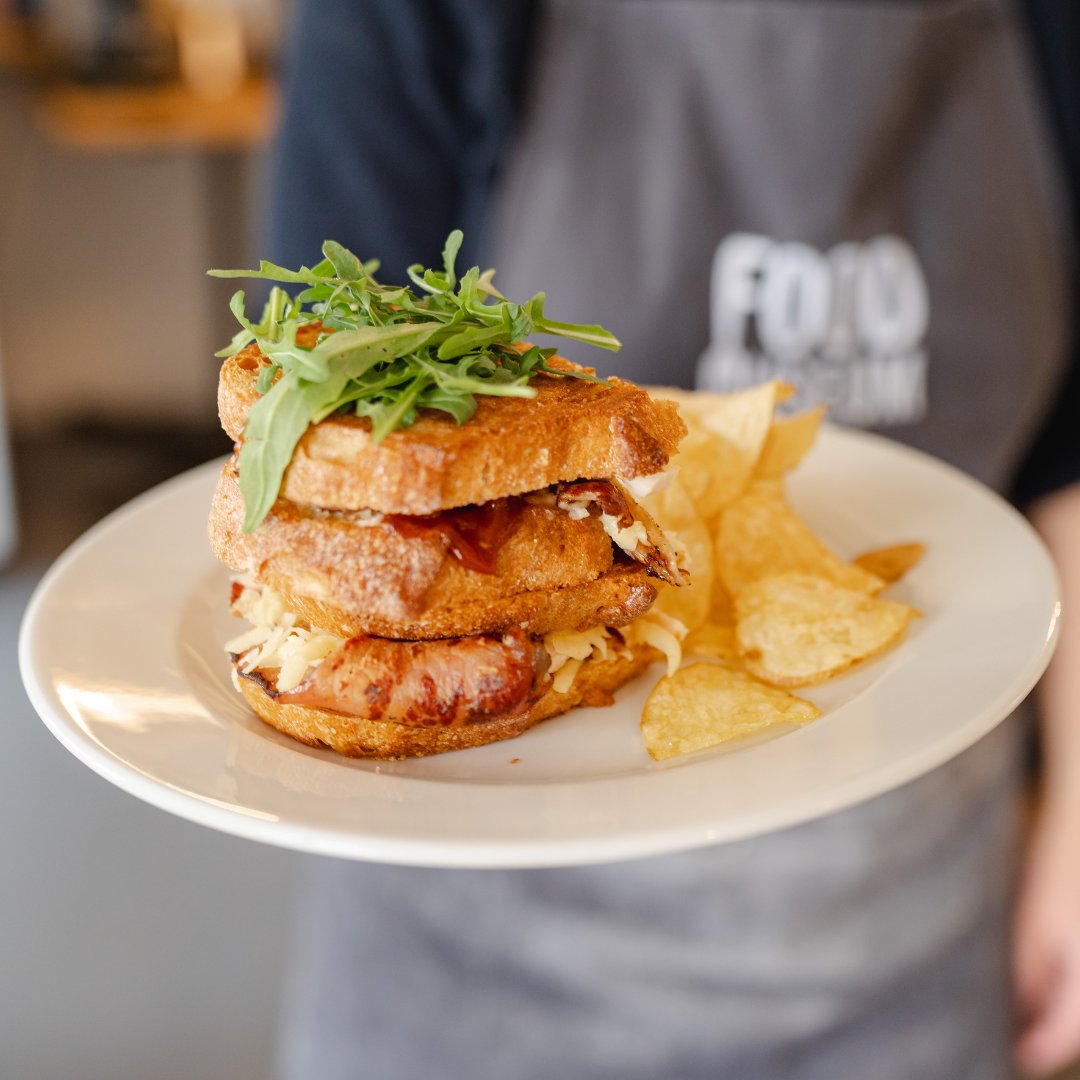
208;231;620;532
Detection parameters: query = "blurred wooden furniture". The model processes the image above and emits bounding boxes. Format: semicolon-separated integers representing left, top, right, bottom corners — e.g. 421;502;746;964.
36;75;277;151
0;14;51;76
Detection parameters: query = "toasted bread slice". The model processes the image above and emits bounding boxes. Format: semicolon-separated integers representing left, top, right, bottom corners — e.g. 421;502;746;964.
235;641;658;758
267;560;656;641
209;462;616;629
218;346;686;514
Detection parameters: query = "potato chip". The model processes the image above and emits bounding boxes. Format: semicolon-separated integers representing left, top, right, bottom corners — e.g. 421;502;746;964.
853;542;926;586
642;477;714;632
754;407;826;479
671;423;733;520
650;574;711;635
682;621;739;662
636;382;925;761
735;572;916;687
641;662;819;761
658;382;784;519
710;576;736;625
715;480;884;596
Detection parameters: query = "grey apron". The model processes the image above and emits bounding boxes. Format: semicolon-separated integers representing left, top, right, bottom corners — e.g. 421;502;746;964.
279;3;1068;1078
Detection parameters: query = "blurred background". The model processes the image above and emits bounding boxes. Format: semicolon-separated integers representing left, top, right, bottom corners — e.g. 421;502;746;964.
0;2;299;1077
1;2;1078;1079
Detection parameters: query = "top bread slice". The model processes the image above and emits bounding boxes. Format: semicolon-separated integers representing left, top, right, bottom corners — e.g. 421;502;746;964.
218;344;687;515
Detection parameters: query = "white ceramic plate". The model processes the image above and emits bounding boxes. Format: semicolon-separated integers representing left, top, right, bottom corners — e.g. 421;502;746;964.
19;428;1059;868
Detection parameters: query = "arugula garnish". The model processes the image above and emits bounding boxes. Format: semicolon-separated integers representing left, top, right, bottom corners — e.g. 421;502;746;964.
209;230;621;533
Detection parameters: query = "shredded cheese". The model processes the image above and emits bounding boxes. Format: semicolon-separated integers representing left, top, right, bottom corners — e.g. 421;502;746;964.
552;658;582;694
598;513;649;554
623;611;688;676
226;578;344;692
542;610;689;694
543;625;616;693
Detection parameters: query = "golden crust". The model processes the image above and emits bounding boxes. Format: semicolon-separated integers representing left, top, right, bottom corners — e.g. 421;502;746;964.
209;462;617;630
269;560;657;640
218;345;687;514
236;641;658;758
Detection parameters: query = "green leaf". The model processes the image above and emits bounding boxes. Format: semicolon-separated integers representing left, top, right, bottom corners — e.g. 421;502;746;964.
442;229;463;289
228;288;253;330
215;325;255;359
418;386;477;425
322;240;365;282
436;323;509;361
294;284;335;305
369;378;428;442
255;361;280;394
536;317;621;350
207;259;332;285
475;267;506;300
316;323;443;377
238;374;339;533
406;263;445;295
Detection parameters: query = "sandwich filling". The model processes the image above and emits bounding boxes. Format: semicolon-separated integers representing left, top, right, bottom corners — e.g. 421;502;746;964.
390;477;687;583
304;475;684;584
553;479;688;586
227;578;685;725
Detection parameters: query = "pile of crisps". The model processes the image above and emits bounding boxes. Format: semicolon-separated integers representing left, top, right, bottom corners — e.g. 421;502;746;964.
639;382;924;761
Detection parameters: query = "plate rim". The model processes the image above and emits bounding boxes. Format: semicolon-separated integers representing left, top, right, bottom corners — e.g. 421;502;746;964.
18;428;1062;867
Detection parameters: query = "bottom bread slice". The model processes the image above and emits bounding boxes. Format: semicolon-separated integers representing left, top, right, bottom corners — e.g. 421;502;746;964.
235;641;658;759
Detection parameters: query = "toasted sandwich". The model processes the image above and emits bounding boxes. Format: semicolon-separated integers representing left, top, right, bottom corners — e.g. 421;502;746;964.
207;234;689;758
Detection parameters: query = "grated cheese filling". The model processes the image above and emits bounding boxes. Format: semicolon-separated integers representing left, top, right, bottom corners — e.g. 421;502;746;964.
543;611;688;693
598;513;650;555
622;610;688;677
560;502;652;560
227;579;688;700
544;625;615;694
226;577;344;693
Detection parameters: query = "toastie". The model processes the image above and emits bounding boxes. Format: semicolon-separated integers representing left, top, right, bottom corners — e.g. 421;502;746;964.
207;234;689;758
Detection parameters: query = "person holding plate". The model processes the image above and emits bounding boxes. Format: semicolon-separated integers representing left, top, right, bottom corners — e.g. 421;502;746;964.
264;1;1080;1077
